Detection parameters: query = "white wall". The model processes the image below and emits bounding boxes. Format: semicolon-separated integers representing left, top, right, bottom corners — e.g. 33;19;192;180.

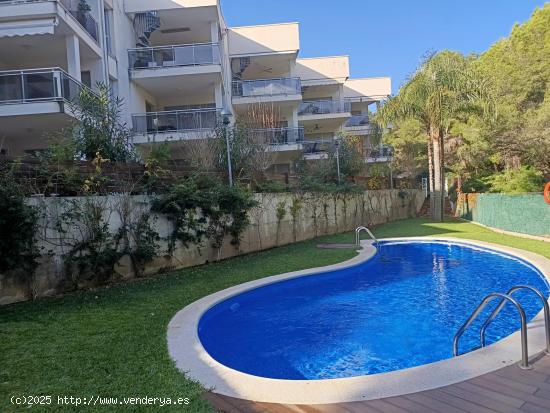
228;23;300;57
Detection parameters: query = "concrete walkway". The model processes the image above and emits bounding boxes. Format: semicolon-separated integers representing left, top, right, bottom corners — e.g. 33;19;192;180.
203;352;550;413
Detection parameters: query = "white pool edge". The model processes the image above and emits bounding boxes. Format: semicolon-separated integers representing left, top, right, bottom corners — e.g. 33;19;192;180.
167;236;550;405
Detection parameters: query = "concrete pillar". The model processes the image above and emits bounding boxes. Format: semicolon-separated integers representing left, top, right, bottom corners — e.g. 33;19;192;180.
214;82;223;110
289;60;296;77
291;106;299;128
66;34;81;81
210;21;219;43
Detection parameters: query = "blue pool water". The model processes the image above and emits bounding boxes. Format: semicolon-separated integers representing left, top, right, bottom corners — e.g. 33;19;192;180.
198;241;549;380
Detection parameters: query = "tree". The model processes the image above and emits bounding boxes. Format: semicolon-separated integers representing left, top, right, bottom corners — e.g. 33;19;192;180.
377;51;494;221
69;83;137;162
383;118;427;179
475;4;550;177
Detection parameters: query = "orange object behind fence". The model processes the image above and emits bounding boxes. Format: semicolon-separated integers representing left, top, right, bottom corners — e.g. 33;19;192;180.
545;182;550;204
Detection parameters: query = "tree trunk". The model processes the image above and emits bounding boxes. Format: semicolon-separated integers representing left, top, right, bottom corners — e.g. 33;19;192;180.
427;137;435;212
431;128;444;221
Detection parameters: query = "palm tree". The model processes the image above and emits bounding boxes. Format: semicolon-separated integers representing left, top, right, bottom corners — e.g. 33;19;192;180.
377;51;494;221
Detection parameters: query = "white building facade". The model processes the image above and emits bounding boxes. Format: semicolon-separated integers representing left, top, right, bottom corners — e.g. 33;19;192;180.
0;0;391;169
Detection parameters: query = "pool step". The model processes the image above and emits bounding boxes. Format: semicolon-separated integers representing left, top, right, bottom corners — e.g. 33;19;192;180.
316;243;361;250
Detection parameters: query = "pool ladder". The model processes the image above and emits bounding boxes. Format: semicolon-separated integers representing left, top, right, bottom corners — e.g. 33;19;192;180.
355;226;379;249
453;285;550;369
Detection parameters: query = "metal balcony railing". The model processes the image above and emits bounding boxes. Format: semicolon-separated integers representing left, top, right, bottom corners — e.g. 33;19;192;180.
0;67;90;104
128;43;220;70
132;108;220;135
232;77;301;98
298;100;351;116
248;127;304;146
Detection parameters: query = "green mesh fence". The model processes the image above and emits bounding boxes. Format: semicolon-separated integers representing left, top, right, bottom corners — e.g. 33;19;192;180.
457;193;550;238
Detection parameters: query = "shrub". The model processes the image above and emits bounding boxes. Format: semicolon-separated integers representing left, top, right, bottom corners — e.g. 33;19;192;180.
151;175;258;254
0;169;39;276
486;166;544;194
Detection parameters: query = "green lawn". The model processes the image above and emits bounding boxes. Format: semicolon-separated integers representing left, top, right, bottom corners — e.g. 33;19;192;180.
1;218;549;412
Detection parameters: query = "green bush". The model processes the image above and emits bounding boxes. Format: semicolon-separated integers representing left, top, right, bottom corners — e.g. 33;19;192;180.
486;166;544;194
151;175;258;253
0;169;39;275
461;177;490;193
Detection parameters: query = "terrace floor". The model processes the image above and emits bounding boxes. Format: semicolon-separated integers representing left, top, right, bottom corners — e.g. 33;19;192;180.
204;352;550;412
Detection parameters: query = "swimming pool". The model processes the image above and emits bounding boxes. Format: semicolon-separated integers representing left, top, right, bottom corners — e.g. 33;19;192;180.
197;241;550;380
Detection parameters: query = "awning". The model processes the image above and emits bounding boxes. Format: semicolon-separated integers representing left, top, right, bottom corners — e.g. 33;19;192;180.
0;18;58;37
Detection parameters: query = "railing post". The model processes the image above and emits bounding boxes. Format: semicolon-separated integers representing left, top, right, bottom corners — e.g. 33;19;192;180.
20;72;26;102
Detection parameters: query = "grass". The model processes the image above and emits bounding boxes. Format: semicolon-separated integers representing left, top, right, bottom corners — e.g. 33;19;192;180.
1;218;549;412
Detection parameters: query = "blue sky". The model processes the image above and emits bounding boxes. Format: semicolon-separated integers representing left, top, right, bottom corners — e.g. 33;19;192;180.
222;0;548;93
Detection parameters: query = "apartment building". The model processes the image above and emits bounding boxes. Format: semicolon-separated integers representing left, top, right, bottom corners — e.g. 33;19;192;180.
0;0;391;171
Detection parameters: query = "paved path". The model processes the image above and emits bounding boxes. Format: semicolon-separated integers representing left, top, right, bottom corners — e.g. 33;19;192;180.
203;352;550;413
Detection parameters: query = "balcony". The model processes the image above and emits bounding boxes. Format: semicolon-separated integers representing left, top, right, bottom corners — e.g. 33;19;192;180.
129;43;220;71
0;0;99;50
0;67;92;155
128;43;222;93
0;67;87;107
366;145;394;163
249;127;304;150
345;114;375;135
59;0;99;42
298;100;351;116
132;108;220;143
302;138;334;160
298;99;351;131
232;77;302;105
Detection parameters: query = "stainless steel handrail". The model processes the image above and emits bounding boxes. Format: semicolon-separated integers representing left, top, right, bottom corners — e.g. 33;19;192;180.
480;286;550;354
355;226;379;248
453;292;531;369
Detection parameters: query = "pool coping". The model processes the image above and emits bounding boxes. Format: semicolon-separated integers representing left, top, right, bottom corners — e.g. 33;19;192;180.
166;236;550;405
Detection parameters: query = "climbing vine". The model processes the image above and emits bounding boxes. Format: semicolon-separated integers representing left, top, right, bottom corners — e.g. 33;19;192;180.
151;175;257;258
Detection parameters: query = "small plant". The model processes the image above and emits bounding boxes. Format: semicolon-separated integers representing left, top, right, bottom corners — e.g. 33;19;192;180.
289;197;302;242
275;200;287;245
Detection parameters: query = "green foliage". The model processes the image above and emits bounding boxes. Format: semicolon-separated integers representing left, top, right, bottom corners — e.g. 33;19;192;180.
461;177;490;193
151;175;258;253
69;83;137;162
128;214;161;274
255;180;287;193
384;119;427;178
486;167;544;194
295;135;365;193
444;4;550;179
275;201;287;222
0;168;39;276
60;199;122;284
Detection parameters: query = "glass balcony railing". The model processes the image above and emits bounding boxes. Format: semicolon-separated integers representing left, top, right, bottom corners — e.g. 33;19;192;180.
248;127;304;146
0;0;99;41
298;100;351;116
346;114;371;127
367;144;394;159
128;43;220;70
302;138;335;155
132;108;220;135
232;77;301;98
0;68;89;105
58;0;99;42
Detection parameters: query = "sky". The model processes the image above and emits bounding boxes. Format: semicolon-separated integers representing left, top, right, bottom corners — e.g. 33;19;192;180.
222;0;548;94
